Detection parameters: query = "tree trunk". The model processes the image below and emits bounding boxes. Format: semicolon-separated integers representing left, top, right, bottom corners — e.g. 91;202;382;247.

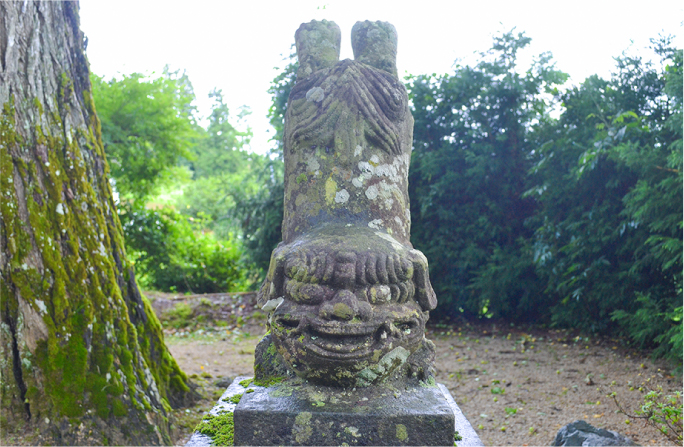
0;2;196;444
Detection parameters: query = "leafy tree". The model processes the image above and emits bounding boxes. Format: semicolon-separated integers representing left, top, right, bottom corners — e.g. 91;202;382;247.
91;68;198;202
188;89;252;179
407;30;567;320
614;43;683;362
120;203;250;293
527;75;644;333
528;38;682;361
234;54;297;274
178;90;266;239
93;77;257;294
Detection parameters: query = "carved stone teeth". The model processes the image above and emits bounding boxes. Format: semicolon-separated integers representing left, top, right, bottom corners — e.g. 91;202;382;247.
300;252;311;282
376;253;388;284
365;255;378;284
386;254;398;284
285;279;298;301
311;253;323;283
400;258;409;280
355;255;367;286
323;253;335;283
389;284;400;302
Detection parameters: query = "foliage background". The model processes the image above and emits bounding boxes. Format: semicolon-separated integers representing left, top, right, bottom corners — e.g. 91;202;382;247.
91;35;682;366
407;34;682;365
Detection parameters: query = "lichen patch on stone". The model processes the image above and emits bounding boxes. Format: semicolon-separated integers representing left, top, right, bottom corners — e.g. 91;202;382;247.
334;189;350;203
306;86;325;103
325;177;338;205
368;219;383;230
396;423;408;441
293;411;313;443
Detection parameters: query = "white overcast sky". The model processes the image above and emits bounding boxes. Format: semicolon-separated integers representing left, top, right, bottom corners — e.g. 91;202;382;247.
79;0;682;154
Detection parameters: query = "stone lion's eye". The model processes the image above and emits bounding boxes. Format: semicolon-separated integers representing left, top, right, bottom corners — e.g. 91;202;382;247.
277;316;299;329
395;320;417;335
285;279;329;304
395;320;415;331
368;285;391;304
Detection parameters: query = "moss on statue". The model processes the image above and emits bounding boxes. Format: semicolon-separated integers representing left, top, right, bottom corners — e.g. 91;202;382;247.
253;333;290;385
253;376;285;388
194;412;235;446
238;378;253;388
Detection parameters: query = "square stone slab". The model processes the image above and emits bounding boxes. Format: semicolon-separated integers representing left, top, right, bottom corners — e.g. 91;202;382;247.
186;377;483;446
233;380;454;446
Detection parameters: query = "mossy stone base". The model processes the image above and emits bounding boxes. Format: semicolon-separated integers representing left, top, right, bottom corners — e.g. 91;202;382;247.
233;380;455;446
186;376;251;446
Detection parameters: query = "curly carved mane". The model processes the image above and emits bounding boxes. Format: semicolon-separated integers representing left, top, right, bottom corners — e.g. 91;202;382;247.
285;59;410;156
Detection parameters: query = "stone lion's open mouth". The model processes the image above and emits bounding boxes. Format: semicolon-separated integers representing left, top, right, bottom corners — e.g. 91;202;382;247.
273;315;421;360
308;322;378;358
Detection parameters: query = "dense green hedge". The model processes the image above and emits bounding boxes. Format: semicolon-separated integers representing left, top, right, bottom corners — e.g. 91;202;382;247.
119;203;251;293
407;33;682;365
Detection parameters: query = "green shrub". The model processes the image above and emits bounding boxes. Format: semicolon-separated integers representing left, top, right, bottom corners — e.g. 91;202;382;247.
637;388;683;443
119;202;251;293
163;302;194;329
612;297;683;367
610;385;683;443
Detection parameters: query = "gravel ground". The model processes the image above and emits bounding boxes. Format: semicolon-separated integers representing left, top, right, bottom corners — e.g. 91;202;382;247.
427;323;680;446
160;293;681;446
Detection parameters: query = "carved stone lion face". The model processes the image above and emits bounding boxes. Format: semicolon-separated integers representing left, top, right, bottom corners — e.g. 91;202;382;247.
258;225;436;386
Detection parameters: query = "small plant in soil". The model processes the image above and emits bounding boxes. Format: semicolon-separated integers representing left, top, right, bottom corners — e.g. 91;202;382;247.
608;382;683;443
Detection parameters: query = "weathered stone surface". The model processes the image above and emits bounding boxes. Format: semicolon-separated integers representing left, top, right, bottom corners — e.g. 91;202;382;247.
258;20;436;389
438;384;485;447
186;376;250;447
257;225;437;387
351;21;398;78
187;377;484;447
233;379;454;446
282;64;414;243
282;23;414;245
295;20;341;81
552;420;637;446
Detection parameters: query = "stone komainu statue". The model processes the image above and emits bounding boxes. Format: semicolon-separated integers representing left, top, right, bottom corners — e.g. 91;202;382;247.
255;20;437;388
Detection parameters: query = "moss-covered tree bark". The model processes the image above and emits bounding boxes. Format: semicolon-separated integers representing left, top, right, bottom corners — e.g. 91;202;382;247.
0;2;196;444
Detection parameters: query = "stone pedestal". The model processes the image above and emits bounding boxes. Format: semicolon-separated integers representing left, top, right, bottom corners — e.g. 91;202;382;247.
234;380;451;446
186;376;483;447
188;18;485;447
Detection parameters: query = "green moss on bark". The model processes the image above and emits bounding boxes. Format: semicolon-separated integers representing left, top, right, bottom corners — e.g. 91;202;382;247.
1;37;196;444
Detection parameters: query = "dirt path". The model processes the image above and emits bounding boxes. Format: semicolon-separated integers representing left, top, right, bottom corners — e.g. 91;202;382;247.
158;293;681;446
428;324;679;446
